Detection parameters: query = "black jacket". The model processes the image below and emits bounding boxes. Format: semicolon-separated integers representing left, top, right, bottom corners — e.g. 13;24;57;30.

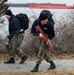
31;19;55;39
8;15;21;37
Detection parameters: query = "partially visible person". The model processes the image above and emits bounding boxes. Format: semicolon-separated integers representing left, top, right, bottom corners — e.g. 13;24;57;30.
40;10;55;24
4;9;28;64
31;12;56;72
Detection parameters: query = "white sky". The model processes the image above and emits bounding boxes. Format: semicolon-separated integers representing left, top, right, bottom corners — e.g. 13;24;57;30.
7;0;74;4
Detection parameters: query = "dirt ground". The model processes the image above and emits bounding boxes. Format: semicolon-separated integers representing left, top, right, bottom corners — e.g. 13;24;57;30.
0;53;74;61
0;53;74;75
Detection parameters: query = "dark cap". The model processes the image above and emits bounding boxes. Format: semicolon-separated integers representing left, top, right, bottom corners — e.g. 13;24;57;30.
39;13;48;21
5;10;12;16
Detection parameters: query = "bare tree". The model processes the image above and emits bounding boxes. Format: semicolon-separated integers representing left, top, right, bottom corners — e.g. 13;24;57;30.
0;0;9;23
52;10;74;54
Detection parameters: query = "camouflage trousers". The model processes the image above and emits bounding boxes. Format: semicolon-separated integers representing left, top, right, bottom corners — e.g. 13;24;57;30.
8;33;25;58
36;41;52;64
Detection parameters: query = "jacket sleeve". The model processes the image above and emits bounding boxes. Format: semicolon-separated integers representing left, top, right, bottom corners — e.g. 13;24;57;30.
48;22;55;39
31;20;40;36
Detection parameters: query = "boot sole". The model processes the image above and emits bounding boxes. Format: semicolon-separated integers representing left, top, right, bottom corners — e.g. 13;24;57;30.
4;62;15;64
47;66;56;70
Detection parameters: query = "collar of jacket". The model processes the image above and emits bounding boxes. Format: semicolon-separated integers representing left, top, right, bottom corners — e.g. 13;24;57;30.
9;14;15;21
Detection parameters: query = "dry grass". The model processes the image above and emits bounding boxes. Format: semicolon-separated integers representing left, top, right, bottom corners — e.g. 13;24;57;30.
0;53;74;63
0;70;74;75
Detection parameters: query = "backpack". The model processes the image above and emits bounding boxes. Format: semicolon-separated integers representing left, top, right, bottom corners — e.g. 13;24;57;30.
16;13;29;31
41;10;55;24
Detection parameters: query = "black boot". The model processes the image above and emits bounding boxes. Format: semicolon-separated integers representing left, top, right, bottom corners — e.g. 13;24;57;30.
4;57;15;64
31;64;39;72
48;61;56;70
20;55;28;64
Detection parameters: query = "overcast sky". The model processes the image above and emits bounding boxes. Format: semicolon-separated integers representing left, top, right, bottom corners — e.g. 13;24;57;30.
7;0;74;4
